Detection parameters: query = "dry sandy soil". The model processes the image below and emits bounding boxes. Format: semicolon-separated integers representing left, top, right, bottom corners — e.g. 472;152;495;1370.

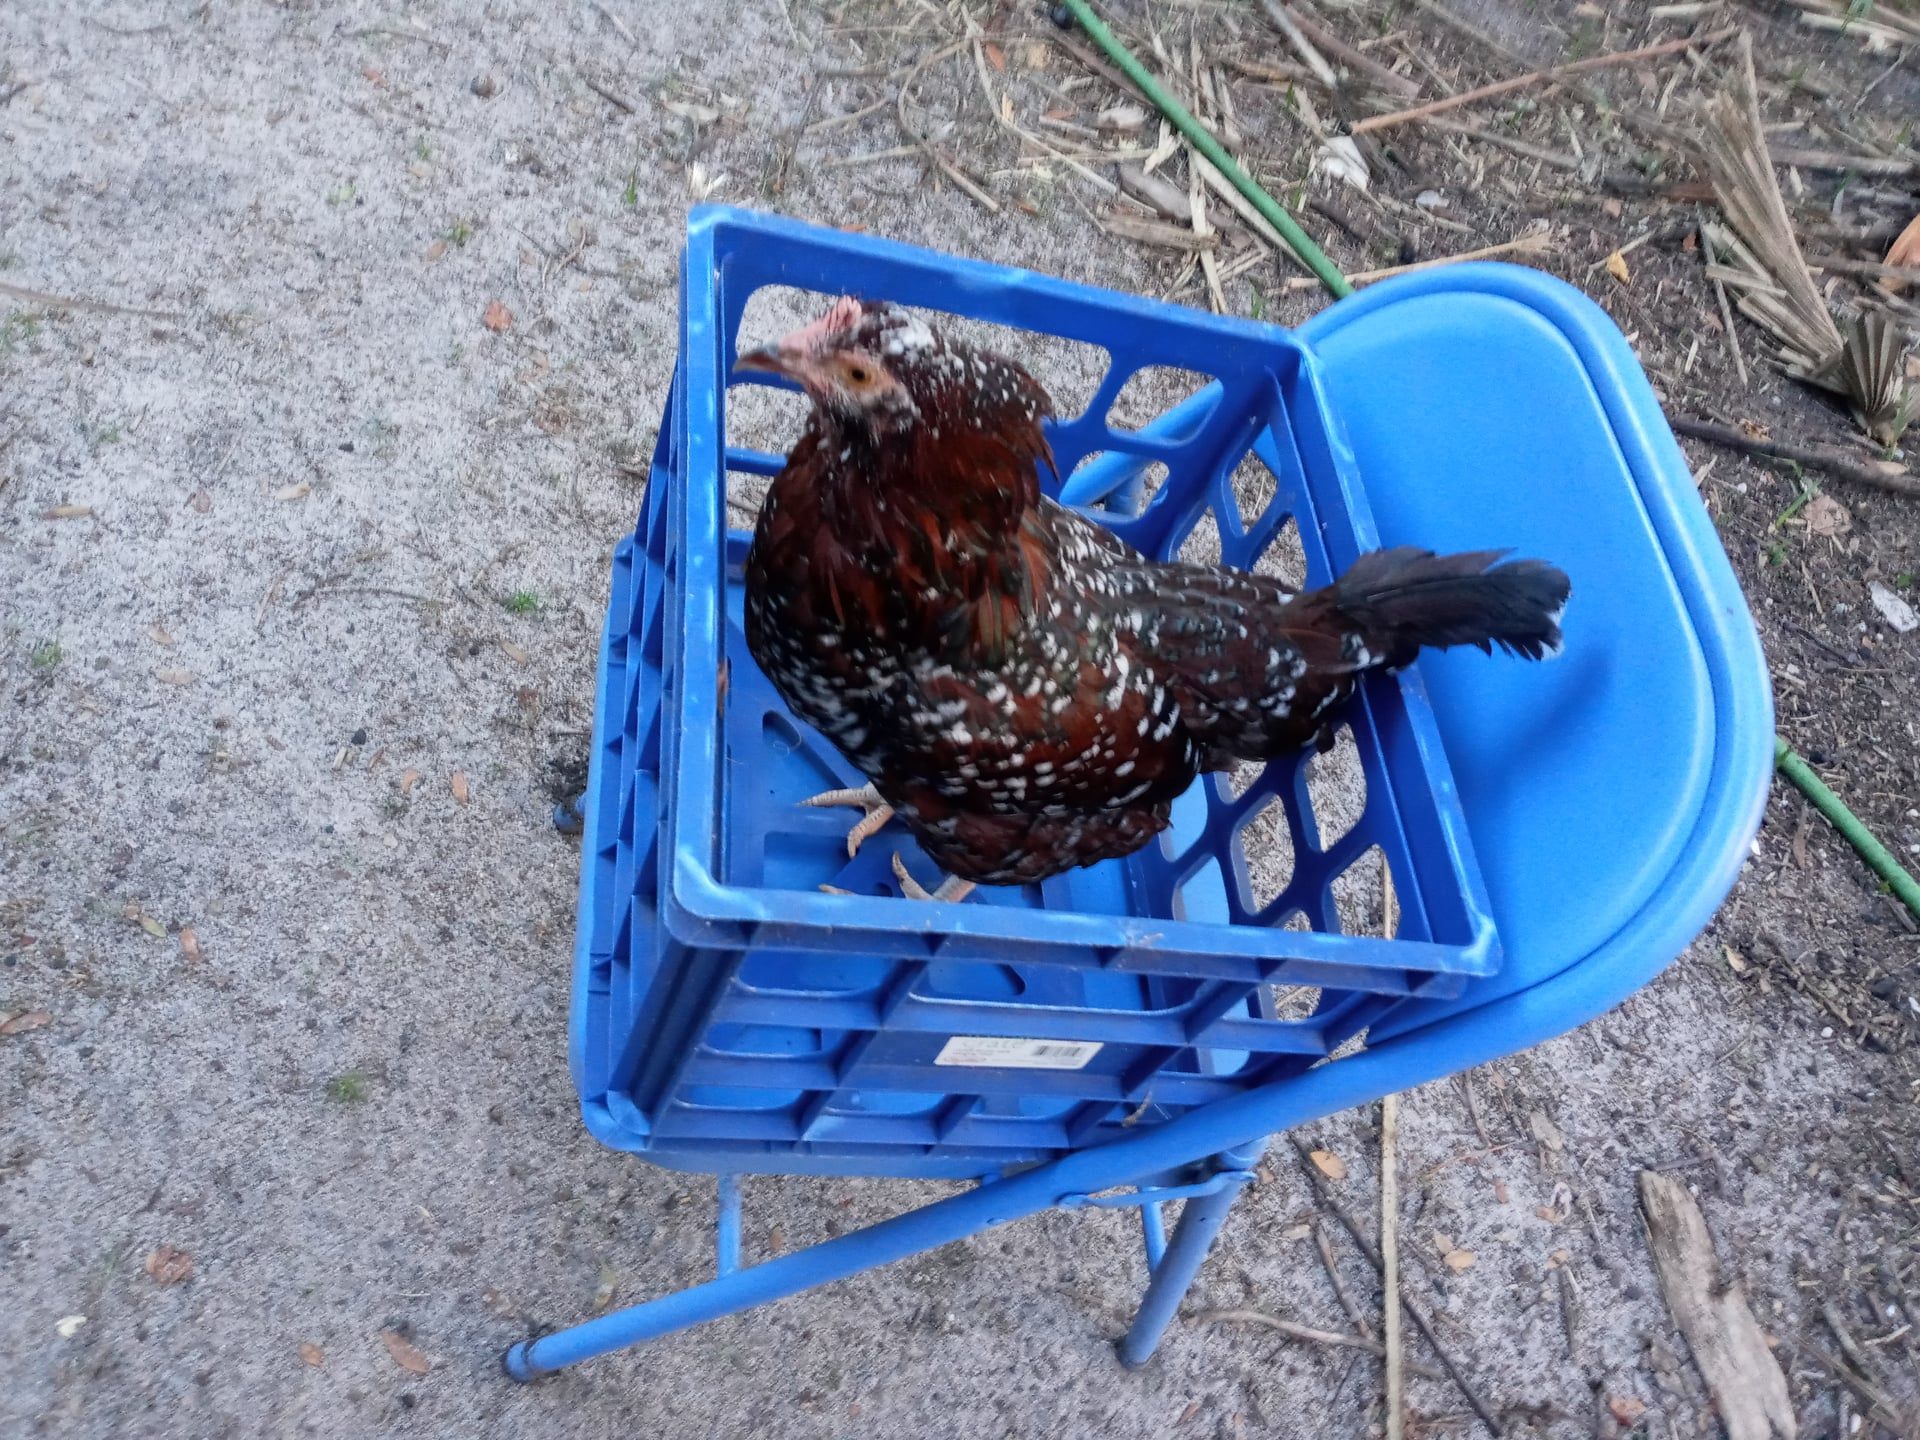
2;1;1916;1438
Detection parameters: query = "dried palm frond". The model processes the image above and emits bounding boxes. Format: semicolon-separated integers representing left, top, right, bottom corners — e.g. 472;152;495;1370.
1694;32;1911;441
1833;311;1914;444
1695;34;1844;375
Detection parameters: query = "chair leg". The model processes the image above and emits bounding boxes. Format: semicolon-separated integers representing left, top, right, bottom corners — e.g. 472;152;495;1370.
1139;1200;1168;1272
1116;1182;1245;1369
502;1154;1069;1381
715;1174;742;1277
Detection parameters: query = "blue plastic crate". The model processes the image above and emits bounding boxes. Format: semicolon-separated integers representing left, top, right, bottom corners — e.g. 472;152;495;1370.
571;207;1512;1177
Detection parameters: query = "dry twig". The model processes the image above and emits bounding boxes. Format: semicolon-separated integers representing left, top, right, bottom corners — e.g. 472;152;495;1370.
1281;229;1551;290
1313;1221;1374;1342
1197;1310;1445;1378
1669;419;1920;499
1291;1139;1507;1436
1383;1091;1404;1440
0;279;180;321
1352;28;1737;135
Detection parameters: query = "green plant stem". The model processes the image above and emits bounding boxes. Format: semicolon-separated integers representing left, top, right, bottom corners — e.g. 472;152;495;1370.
1056;0;1355;300
1776;739;1920;920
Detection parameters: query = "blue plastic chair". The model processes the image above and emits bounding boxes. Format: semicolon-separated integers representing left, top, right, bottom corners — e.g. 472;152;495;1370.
504;228;1772;1380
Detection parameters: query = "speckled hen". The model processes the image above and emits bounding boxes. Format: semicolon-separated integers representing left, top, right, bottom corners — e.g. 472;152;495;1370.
739;298;1569;903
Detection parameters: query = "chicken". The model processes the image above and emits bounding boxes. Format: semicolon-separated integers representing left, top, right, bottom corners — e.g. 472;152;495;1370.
738;298;1569;902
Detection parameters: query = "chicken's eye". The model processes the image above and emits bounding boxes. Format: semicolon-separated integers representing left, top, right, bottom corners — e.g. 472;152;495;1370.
845;363;872;385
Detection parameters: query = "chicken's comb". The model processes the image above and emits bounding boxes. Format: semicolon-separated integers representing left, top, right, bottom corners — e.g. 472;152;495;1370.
777;295;866;355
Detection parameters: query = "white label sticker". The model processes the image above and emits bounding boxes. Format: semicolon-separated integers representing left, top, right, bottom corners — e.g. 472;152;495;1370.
934;1035;1103;1070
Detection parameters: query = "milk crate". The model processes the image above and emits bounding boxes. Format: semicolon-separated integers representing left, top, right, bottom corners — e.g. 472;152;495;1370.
569;208;1503;1179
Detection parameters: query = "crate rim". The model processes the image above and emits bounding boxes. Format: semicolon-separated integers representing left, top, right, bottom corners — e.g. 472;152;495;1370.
662;205;1504;976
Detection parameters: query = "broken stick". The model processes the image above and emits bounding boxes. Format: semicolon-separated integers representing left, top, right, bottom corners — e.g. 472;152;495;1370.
1637;1171;1797;1440
1669;417;1920;499
1383;1092;1405;1440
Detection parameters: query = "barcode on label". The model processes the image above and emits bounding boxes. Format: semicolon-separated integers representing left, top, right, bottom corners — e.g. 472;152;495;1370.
934;1035;1103;1070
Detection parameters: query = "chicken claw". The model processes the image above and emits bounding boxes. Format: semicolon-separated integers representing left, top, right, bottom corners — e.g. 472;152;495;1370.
891;852;976;905
800;783;895;858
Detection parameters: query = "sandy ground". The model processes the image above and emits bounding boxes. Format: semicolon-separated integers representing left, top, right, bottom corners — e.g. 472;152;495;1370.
3;2;1916;1438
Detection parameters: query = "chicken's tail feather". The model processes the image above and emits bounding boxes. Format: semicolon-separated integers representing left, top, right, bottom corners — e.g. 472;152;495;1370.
1327;547;1570;664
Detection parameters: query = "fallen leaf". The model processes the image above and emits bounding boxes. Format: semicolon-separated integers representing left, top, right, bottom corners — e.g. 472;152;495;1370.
1279;1222;1311;1241
1097;103;1147;131
179;927;202;963
686;162;727;201
1;1011;53;1037
983;41;1006;71
274;482;310;502
148;624;176;646
362;65;385;87
381;1329;430;1375
662;97;720;125
1433;1231;1456;1253
1493;1179;1510;1204
1443;1248;1476;1272
1605;250;1632;286
482;300;513;332
1536;1204;1563;1224
189;489;212;513
1312;136;1369;192
138;914;168;940
1608;1396;1647;1426
592;1264;619;1312
1308;1149;1347;1181
450;772;470;805
56;1315;87;1338
144;1245;194;1284
1869;580;1918;634
1723;944;1749;974
44;504;94;520
1548;1246;1571;1267
481;1288;515;1318
1682;231;1698;252
1882;212;1920;293
500;640;530;665
424;239;448;263
399;768;423;796
155;668;195;687
1043;105;1075;121
1601;198;1624;219
298;1342;324;1367
1802;493;1851;537
1530;1110;1566;1152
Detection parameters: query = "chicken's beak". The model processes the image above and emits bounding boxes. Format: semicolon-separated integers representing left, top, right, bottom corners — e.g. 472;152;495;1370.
734;345;797;380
